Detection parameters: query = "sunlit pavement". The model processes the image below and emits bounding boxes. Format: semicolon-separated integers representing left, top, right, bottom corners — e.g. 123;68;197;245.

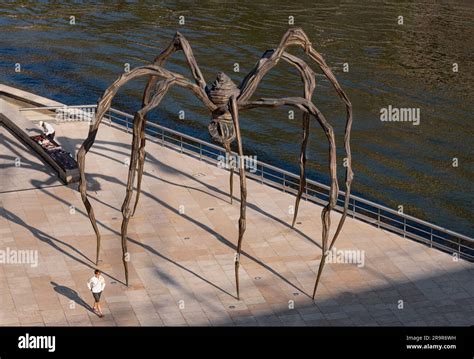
0;120;472;326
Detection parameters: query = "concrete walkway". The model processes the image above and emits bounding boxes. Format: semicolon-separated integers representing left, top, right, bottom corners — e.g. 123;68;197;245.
0;116;473;326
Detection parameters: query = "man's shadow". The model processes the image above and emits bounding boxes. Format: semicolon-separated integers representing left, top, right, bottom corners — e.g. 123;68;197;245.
51;281;94;313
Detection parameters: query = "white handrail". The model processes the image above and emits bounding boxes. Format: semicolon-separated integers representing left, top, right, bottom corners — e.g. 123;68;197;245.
19;105;98;111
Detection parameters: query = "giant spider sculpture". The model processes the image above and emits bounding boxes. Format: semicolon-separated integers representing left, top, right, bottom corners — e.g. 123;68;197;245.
77;28;353;300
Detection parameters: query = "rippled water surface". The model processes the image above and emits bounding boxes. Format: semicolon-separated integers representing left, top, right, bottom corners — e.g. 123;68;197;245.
0;1;473;236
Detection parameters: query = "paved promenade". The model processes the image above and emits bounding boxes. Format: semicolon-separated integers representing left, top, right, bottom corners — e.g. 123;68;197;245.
0;118;473;326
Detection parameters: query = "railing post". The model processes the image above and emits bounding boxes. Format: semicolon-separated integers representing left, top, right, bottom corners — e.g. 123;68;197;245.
352;198;355;218
458;238;461;259
261;165;264;184
161;131;164;146
199;143;202;160
283;173;286;193
403;218;406;238
377;207;380;228
430;228;433;248
180;136;183;153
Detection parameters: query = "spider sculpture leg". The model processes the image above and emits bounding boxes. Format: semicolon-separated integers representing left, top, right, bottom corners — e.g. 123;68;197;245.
240;96;338;299
223;141;234;204
228;96;247;299
230;49;316;244
120;80;174;285
132;32;216;216
293;113;309;228
238;28;353;235
131;120;147;217
120;111;143;285
280;52;316;228
237;28;353;298
77;65;214;269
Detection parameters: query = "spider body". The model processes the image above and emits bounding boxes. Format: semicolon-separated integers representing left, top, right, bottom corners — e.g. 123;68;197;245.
77;28;353;300
207;72;239;145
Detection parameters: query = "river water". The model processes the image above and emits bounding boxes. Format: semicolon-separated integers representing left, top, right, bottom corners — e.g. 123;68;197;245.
0;1;472;236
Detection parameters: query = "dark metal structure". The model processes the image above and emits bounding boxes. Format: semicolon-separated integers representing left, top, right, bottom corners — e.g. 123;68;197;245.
77;28;353;299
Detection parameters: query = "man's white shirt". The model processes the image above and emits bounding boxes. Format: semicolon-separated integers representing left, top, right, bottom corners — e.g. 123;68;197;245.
87;276;106;293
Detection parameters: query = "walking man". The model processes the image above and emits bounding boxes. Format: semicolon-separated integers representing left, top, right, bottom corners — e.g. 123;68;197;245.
87;269;106;317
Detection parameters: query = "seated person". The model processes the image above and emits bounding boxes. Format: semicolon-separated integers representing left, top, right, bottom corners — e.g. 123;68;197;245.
39;121;55;141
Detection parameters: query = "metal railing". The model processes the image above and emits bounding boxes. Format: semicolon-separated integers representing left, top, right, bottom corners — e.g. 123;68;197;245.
20;104;474;261
102;107;473;261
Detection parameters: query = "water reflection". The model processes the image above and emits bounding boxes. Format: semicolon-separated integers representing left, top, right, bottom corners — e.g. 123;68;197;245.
0;1;472;235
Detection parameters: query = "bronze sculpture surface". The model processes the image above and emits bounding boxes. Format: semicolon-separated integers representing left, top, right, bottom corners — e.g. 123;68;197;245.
77;28;353;300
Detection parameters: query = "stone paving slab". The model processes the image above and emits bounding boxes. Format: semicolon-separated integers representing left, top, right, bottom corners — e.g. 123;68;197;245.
0;116;473;327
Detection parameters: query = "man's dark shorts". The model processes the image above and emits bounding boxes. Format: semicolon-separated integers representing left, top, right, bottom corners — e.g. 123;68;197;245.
93;291;102;303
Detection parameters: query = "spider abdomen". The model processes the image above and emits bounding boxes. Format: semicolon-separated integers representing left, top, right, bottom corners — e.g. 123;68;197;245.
207;72;240;144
